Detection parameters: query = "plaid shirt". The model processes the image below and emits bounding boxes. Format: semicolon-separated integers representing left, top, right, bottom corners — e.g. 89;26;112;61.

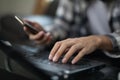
105;0;120;58
48;0;120;57
50;0;119;38
50;0;89;39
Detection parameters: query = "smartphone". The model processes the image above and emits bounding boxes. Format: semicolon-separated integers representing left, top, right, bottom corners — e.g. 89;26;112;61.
15;16;39;34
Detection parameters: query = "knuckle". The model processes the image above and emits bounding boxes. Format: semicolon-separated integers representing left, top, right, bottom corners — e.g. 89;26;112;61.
55;52;62;58
56;52;61;56
29;36;34;40
53;41;61;47
66;38;72;41
72;45;77;49
56;41;62;45
65;54;71;58
62;43;67;47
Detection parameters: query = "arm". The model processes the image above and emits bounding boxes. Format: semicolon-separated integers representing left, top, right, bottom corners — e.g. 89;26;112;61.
49;35;114;64
24;0;73;45
48;1;120;64
49;0;74;40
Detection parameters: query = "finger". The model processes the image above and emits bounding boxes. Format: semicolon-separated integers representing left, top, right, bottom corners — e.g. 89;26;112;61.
23;26;33;35
33;22;44;31
23;20;34;24
24;20;43;31
23;20;38;28
46;35;53;45
35;32;51;44
62;45;79;63
72;48;88;64
52;44;68;62
29;31;45;40
49;42;61;60
64;48;70;53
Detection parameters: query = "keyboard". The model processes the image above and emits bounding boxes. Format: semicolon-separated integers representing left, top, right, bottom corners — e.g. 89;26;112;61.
0;41;106;80
24;51;104;75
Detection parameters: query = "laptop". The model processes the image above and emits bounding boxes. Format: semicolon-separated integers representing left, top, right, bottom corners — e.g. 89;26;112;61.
0;41;105;80
0;15;105;80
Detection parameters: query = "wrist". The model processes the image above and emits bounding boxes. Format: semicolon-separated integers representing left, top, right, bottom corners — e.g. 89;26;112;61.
97;35;113;51
89;35;102;49
88;35;113;51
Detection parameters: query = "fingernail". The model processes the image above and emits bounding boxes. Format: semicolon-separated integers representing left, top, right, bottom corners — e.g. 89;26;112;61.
53;57;58;62
62;58;67;63
49;55;53;60
72;60;76;64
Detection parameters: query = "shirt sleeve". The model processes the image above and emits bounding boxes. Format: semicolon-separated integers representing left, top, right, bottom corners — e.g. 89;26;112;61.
47;0;74;40
104;31;120;58
104;1;120;58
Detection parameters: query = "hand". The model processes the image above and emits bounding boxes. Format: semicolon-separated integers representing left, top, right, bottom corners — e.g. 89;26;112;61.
23;20;52;45
49;35;113;64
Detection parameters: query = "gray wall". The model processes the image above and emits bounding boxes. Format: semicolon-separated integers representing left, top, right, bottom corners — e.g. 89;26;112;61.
0;0;35;15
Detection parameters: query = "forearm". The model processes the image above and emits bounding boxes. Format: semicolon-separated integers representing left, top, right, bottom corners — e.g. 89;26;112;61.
87;35;113;51
88;35;120;58
97;35;113;51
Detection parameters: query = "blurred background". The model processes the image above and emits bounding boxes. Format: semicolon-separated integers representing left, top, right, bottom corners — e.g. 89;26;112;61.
0;0;35;15
0;0;57;15
0;0;59;80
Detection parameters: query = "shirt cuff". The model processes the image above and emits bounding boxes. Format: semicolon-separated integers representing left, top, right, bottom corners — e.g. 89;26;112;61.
104;34;120;58
105;34;119;51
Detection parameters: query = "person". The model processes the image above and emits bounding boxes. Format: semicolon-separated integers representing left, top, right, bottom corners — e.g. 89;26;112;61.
24;0;120;64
